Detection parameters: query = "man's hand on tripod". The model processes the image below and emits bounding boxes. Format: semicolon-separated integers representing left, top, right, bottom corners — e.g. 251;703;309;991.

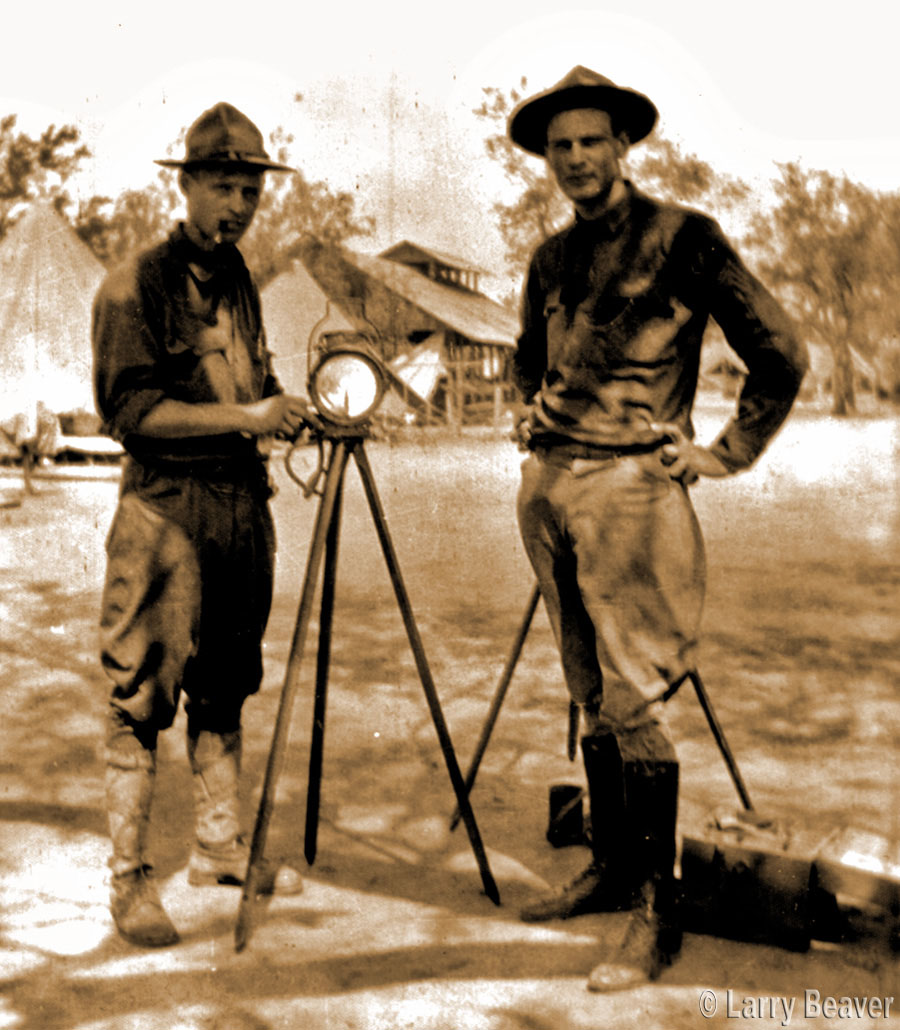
245;395;323;438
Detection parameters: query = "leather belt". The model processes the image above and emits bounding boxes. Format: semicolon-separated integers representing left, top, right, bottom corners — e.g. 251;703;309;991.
532;439;661;467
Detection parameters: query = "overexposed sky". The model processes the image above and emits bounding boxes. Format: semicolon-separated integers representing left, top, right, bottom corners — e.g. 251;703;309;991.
2;0;898;283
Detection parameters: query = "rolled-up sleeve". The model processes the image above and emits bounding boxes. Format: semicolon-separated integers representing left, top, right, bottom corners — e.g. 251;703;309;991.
92;265;168;442
697;221;809;471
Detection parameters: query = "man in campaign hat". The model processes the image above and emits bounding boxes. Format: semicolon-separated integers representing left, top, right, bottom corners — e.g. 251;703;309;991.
507;68;808;989
93;103;311;947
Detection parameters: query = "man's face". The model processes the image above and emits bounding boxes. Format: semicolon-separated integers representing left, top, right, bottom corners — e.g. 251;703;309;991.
545;108;626;212
181;167;264;247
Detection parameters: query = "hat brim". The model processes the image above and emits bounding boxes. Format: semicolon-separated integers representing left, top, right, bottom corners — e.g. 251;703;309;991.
154;156;295;173
509;84;658;155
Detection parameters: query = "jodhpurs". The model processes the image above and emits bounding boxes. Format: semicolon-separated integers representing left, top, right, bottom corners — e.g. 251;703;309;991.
517;447;705;750
99;461;275;747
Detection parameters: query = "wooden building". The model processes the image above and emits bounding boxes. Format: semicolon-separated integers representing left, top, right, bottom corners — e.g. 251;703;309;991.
266;237;521;427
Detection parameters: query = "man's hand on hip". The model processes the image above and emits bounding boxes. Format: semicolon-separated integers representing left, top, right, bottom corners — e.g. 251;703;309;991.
651;422;730;484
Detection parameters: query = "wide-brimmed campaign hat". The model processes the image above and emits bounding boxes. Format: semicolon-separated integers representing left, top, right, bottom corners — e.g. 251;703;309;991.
155;102;294;172
508;66;658;155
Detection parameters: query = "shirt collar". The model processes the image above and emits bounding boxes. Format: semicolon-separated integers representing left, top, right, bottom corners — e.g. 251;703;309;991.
169;222;241;275
572;179;634;239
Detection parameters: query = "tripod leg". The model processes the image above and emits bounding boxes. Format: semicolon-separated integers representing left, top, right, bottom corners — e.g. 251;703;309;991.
235;440;351;952
450;581;540;831
689;670;754;812
304;473;344;866
352;443;500;906
567;700;579;762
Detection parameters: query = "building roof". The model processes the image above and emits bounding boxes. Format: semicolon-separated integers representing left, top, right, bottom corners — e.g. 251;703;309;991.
379;240;489;277
343;249;520;348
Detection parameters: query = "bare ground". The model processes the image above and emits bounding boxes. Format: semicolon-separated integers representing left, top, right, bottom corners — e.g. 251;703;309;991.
1;405;898;1029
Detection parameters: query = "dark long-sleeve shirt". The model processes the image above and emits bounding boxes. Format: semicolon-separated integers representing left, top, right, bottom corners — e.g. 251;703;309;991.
514;184;808;471
93;224;281;471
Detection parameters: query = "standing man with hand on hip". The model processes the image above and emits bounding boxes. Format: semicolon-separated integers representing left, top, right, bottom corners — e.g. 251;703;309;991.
507;67;807;990
94;102;311;947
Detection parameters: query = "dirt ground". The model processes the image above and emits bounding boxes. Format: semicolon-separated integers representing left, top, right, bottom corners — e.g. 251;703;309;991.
1;402;898;1030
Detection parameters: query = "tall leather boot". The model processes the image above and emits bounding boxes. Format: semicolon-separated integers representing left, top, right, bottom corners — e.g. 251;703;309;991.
106;747;180;947
187;729;303;895
520;732;635;921
587;756;680;992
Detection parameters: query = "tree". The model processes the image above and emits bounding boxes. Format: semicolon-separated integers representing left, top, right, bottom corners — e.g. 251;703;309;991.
625;135;750;215
0;115;90;237
238;127;375;287
73;177;179;266
747;163;884;415
239;172;375;287
473;81;571;276
859;191;900;403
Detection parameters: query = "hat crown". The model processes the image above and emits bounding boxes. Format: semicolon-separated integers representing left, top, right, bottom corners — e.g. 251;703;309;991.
154;103;292;172
555;66;619;91
183;102;269;165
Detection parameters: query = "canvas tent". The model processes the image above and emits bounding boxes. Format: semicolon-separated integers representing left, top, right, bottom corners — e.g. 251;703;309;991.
261;259;357;397
699;323;878;404
801;340;877;399
380;333;446;422
389;333;446;401
0;202;104;426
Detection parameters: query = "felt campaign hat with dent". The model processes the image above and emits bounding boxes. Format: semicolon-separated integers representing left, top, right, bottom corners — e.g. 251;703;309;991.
508;66;658;155
155;102;294;172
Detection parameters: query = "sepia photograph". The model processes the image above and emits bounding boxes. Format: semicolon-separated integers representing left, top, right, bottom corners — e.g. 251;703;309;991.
0;1;898;1027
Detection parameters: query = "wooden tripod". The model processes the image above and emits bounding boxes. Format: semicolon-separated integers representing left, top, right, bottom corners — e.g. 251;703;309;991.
235;434;500;951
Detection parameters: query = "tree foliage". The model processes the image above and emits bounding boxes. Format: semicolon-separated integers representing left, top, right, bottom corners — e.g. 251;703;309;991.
746;163;894;413
72;177;180;267
0;115;90;237
239;128;374;286
624;135;750;214
473;81;571;274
